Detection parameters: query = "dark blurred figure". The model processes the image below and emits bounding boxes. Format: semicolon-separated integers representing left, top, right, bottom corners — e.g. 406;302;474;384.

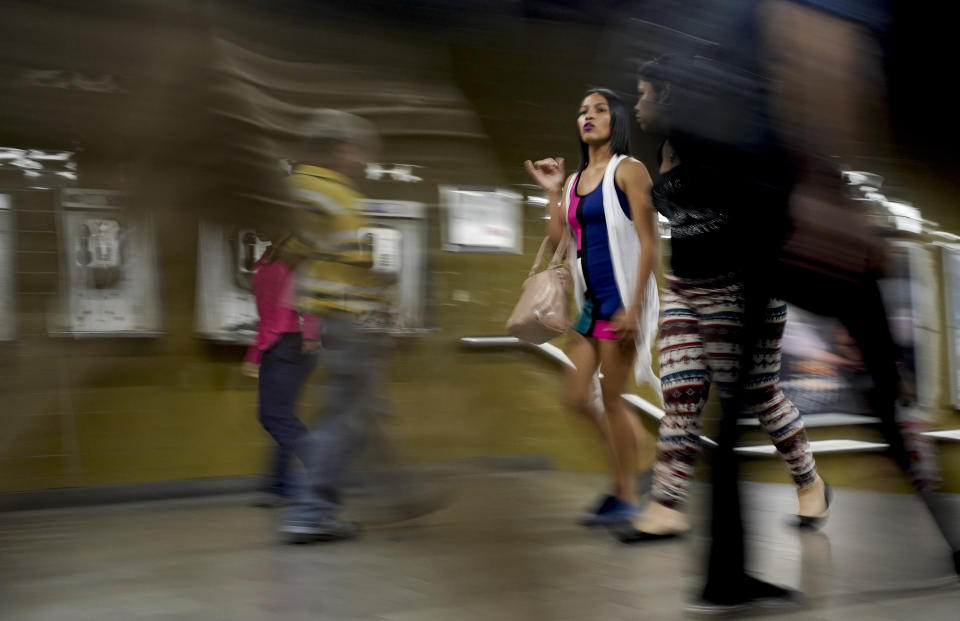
762;0;960;576
243;236;320;507
628;0;959;613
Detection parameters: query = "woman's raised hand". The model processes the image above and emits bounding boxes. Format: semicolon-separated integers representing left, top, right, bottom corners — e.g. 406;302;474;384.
524;157;566;194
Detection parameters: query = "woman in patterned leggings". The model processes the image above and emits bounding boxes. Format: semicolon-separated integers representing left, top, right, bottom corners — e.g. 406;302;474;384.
651;277;821;525
620;65;830;540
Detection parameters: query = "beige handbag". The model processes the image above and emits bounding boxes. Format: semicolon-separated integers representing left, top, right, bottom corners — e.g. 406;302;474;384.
506;236;571;344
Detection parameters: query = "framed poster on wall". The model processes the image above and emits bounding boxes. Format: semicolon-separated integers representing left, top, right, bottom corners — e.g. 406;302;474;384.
440;186;522;254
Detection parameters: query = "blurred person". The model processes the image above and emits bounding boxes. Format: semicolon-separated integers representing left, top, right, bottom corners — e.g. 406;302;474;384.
627;1;959;612
242;236;320;508
616;55;828;545
761;0;960;577
782;318;865;372
524;88;660;527
781;319;872;415
279;109;397;543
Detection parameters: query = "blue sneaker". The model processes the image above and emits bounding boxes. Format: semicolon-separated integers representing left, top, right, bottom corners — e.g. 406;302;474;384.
578;494;638;527
577;494;616;526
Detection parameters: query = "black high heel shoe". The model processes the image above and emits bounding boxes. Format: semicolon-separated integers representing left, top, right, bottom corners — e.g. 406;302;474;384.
795;481;832;530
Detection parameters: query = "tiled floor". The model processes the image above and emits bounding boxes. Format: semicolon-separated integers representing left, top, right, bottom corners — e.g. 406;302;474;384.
0;471;958;620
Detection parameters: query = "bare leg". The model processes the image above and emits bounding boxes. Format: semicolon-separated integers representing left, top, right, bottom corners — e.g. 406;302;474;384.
598;338;646;505
565;331;620;494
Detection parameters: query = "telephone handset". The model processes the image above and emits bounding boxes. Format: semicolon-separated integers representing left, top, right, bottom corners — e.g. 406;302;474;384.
360;226;402;275
76;218;122;289
233;229;271;291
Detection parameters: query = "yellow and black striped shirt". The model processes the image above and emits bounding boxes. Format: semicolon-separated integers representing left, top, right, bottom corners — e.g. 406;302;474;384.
286;164;391;317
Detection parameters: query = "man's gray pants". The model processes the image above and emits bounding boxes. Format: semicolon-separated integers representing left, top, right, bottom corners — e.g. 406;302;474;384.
287;317;388;525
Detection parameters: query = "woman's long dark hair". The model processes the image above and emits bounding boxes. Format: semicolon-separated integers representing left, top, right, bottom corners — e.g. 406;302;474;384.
577;87;631;171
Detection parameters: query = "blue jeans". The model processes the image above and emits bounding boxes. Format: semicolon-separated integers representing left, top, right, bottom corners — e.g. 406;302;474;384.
258;332;317;497
287;318;389;524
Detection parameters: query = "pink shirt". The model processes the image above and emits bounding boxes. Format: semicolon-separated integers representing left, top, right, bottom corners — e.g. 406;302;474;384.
244;255;320;363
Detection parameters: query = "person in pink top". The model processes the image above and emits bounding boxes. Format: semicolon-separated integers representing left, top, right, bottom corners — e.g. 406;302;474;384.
242;237;320;505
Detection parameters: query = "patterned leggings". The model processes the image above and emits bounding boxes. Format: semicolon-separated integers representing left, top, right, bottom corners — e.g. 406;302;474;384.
653;273;817;509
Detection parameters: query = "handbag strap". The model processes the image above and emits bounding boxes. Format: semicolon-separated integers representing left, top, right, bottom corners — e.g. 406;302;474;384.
528;237;553;277
549;232;570;266
551;173;578;267
527;234;571;277
527;175;575;277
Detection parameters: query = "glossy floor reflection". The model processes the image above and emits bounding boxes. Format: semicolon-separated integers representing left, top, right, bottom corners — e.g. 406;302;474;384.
1;471;958;620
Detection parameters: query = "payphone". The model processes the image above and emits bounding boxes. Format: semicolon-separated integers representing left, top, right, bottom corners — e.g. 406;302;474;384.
52;189;161;336
195;221;270;343
195;199;428;341
361;199;428;332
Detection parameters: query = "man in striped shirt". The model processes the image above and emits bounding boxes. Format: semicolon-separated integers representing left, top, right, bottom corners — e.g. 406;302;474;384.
281;110;394;543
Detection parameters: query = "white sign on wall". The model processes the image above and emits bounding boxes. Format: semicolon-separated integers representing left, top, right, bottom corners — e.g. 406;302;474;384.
440;186;522;254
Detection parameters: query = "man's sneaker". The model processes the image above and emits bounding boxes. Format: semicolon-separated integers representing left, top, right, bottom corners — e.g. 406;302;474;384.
280;519;360;544
578;495;638;527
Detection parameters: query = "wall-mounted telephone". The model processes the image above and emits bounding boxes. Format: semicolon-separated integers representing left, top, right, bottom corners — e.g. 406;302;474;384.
232;229;271;291
360;226;402;275
55;188;162;336
76;218;122;289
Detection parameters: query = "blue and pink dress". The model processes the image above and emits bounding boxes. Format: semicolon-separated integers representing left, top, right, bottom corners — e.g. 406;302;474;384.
567;171;633;340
